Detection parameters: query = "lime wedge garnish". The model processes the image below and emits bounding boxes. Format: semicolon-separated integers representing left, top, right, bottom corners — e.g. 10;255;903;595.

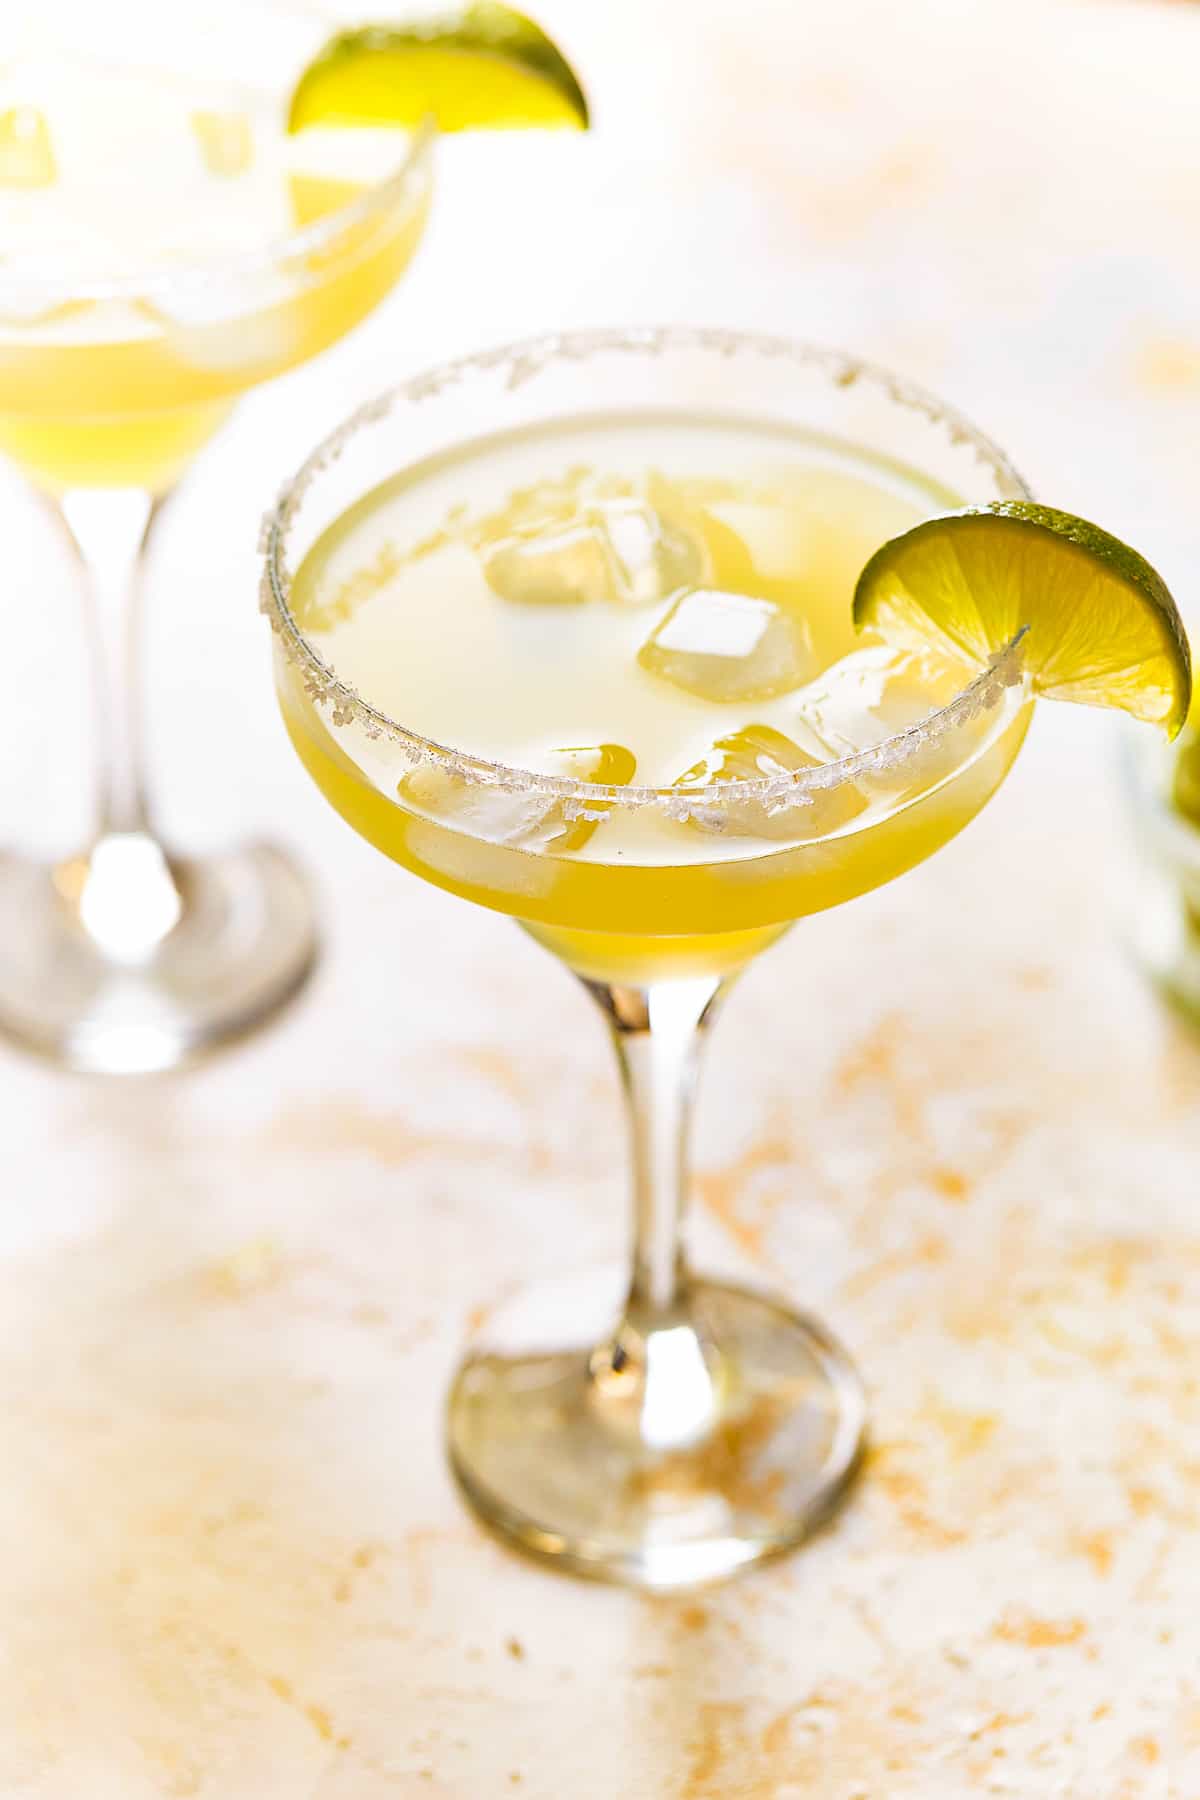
288;5;589;133
853;501;1192;738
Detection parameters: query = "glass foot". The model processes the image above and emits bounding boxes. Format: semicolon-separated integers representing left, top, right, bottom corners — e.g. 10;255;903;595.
0;838;318;1073
447;1266;867;1590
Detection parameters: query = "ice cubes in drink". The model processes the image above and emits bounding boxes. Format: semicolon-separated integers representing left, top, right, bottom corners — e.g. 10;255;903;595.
638;588;812;702
672;725;866;840
399;743;636;852
0;106;56;188
792;645;962;755
484;493;707;608
135;247;300;361
484;519;611;607
790;644;979;797
190;110;253;179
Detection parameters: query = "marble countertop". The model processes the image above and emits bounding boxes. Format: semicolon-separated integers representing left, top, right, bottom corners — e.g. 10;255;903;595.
4;0;1200;1793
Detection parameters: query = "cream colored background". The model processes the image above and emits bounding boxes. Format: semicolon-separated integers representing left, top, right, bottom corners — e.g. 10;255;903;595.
4;1;1200;1793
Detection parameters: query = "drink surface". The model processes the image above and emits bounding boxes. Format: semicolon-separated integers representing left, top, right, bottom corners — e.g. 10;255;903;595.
277;413;1031;980
0;47;424;488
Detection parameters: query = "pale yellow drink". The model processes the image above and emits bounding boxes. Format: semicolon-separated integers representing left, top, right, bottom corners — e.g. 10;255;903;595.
0;58;426;491
275;414;1031;984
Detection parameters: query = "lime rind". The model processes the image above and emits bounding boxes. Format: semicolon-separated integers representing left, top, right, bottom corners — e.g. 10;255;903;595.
853;500;1192;738
288;5;589;134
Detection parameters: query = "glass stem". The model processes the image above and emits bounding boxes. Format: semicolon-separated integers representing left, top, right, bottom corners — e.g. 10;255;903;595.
587;975;726;1322
58;487;161;840
50;488;184;957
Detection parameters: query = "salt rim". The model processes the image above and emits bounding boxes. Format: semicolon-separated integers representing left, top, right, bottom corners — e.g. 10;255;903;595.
0;114;434;314
259;325;1033;825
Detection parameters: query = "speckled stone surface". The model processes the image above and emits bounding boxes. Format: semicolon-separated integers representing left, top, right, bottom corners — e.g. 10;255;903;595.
4;2;1200;1793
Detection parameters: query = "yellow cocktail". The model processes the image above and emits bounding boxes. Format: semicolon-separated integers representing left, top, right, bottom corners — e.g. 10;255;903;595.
277;413;1028;985
263;329;1034;1587
0;54;426;491
0;2;431;1072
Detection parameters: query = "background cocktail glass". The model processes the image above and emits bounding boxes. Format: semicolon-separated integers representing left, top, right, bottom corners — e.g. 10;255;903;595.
1122;722;1200;1020
0;1;432;1071
262;328;1034;1588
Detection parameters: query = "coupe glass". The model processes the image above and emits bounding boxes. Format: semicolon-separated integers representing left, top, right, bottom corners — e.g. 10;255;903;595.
0;1;433;1071
262;327;1033;1587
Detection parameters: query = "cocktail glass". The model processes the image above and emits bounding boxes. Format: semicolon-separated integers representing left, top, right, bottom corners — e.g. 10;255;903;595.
1123;722;1200;1019
262;327;1033;1588
0;1;432;1071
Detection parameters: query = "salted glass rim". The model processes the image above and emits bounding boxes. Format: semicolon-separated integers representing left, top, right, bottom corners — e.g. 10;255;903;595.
260;325;1033;817
0;6;436;309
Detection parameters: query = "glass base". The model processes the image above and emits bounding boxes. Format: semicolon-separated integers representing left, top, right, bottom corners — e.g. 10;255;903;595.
0;839;318;1073
447;1266;866;1590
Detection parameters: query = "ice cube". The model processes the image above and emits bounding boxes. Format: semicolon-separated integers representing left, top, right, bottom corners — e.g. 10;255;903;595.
399;743;636;852
190;110;253;179
678;724;818;785
672;725;866;840
483;494;707;608
593;495;707;604
791;645;962;757
484;519;610;607
791;644;982;798
136;266;295;346
638;588;812;702
0;106;56;188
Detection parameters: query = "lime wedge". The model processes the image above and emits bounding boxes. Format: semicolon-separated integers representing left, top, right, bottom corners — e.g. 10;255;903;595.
288;5;589;134
853;501;1192;738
